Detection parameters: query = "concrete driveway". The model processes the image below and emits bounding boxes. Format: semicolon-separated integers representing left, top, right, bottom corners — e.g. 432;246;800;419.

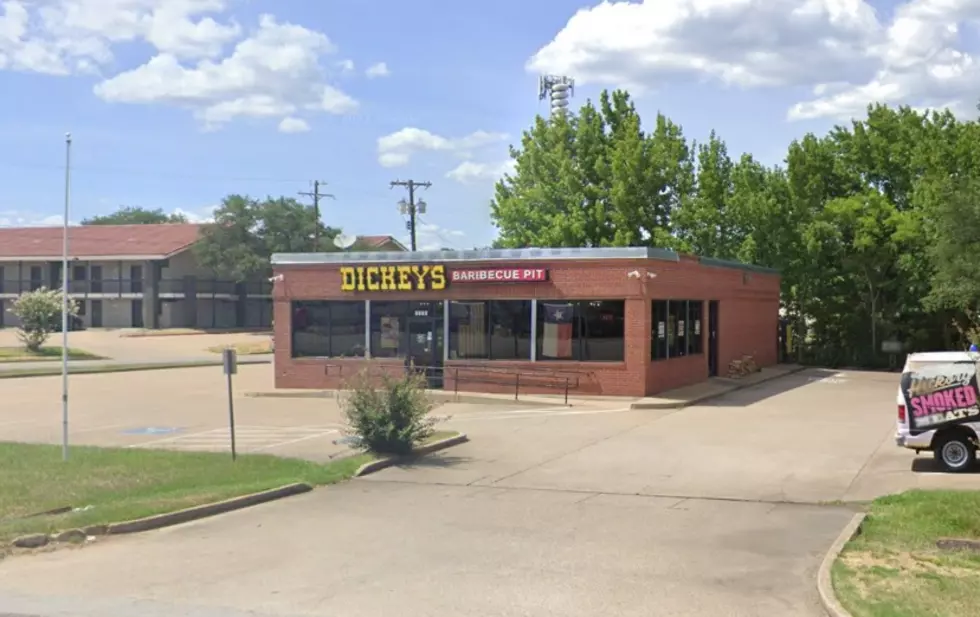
0;367;975;617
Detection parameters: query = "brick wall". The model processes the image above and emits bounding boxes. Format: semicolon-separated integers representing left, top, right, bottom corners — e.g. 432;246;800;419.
272;256;780;396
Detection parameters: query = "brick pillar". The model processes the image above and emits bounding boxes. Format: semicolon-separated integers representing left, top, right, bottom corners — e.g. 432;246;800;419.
142;260;159;329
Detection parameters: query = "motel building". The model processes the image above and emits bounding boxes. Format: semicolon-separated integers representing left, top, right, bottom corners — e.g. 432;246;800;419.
270;247;781;397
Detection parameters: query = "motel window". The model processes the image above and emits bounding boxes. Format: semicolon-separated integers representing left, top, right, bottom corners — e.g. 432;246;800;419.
536;300;625;362
652;300;668;360
448;300;532;360
291;301;366;358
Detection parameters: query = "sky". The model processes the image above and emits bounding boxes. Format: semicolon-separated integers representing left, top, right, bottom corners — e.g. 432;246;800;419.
1;0;978;250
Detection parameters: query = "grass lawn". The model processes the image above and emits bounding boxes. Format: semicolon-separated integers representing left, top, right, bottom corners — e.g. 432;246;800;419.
0;442;373;547
833;490;980;617
0;346;105;363
206;340;273;355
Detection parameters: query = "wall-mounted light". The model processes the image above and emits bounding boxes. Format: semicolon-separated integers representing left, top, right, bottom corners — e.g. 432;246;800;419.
627;270;641;279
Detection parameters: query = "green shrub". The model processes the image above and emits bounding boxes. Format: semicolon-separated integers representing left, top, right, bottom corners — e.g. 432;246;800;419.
8;288;78;352
339;369;436;456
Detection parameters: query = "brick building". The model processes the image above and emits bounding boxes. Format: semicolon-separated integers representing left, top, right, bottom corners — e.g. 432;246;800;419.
271;247;781;397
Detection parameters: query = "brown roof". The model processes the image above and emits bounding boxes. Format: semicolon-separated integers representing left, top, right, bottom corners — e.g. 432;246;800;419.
0;223;204;259
356;235;407;250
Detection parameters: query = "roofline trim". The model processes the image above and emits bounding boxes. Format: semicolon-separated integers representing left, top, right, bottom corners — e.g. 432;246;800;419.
271;246;683;265
697;256;779;275
0;254;172;262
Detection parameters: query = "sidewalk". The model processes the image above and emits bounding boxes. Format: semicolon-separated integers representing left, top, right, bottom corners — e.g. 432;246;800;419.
630;364;805;410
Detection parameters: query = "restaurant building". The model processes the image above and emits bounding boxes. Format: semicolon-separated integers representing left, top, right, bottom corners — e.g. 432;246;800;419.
270;247;781;397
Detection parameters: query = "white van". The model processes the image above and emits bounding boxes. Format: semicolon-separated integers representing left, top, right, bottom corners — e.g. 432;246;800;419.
896;351;980;472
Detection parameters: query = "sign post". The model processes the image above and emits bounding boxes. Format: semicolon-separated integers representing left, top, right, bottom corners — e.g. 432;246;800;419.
222;348;238;461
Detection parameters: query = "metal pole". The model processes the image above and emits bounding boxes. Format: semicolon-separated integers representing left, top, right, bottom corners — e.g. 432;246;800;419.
61;132;71;462
227;370;237;461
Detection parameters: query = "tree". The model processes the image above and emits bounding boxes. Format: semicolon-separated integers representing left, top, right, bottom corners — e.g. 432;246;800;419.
8;288;78;351
491;93;980;365
195;194;341;281
490;90;692;249
82;206;188;225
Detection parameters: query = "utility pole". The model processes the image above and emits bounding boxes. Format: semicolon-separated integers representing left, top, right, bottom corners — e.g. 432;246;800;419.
390;179;431;251
298;180;334;252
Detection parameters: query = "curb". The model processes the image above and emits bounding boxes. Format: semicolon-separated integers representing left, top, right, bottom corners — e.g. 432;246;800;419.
245;390;566;407
105;482;313;535
0;358;271;379
354;433;469;477
817;512;866;617
630;365;807;410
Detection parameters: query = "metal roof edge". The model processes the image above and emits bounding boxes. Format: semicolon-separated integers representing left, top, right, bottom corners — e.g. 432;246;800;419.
270;246;682;265
698;256;779;275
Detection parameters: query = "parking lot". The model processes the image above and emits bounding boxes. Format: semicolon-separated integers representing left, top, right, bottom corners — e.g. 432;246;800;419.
1;366;978;617
0;363;568;461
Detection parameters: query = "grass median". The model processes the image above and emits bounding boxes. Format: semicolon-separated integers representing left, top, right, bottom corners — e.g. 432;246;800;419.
833;489;980;617
0;346;106;363
0;442;373;547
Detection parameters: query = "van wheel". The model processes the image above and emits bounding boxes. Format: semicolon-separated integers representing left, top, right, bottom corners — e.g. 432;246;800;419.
934;433;977;473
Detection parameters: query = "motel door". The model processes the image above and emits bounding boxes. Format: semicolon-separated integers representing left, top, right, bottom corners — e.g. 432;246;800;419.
406;302;444;388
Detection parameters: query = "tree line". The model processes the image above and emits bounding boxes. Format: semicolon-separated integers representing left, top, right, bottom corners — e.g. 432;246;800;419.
490;90;980;367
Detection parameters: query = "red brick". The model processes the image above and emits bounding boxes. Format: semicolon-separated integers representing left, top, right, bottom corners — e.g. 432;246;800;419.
272;257;780;397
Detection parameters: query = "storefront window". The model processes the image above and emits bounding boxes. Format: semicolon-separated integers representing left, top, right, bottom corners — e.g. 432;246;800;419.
687;301;703;355
536;300;625;362
291;301;366;358
652;300;668;361
669;300;687;357
370;301;443;359
652;300;704;360
370;301;409;358
448;300;532;360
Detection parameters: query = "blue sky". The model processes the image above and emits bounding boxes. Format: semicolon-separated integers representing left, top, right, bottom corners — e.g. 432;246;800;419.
0;0;974;249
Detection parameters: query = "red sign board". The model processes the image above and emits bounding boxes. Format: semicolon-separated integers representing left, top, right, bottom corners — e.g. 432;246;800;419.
450;268;548;283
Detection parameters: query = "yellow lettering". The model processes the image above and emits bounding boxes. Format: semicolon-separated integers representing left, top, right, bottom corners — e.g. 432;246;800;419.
340;267;357;291
365;267;381;291
430;264;446;290
380;266;396;290
411;265;430;290
396;266;412;290
355;267;366;291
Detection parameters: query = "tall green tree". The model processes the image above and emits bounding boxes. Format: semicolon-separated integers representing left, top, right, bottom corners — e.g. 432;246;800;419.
82;206;188;225
195;195;341;281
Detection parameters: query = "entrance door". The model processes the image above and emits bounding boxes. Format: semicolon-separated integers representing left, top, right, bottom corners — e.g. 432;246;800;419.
91;300;103;328
407;317;443;388
131;299;144;328
708;301;719;377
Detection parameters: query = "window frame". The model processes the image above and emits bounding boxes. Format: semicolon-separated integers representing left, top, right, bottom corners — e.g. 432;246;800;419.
290;300;367;359
536;299;626;363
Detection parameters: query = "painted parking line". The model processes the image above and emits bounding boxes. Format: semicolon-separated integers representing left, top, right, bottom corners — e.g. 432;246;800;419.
129;425;341;453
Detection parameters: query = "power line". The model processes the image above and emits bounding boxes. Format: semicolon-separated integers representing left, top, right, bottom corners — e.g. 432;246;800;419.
390;179;431;251
298;180;335;251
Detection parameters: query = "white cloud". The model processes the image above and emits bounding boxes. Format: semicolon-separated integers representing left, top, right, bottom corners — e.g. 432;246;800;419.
527;0;980;121
278;117;310;133
336;58;354;73
365;61;388;78
446;160;514;184
400;221;467;251
377;127;508;167
0;2;360;129
172;204;217;222
0;210;66;226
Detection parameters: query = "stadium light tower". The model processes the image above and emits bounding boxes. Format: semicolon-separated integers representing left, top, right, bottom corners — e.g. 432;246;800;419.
538;75;575;117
